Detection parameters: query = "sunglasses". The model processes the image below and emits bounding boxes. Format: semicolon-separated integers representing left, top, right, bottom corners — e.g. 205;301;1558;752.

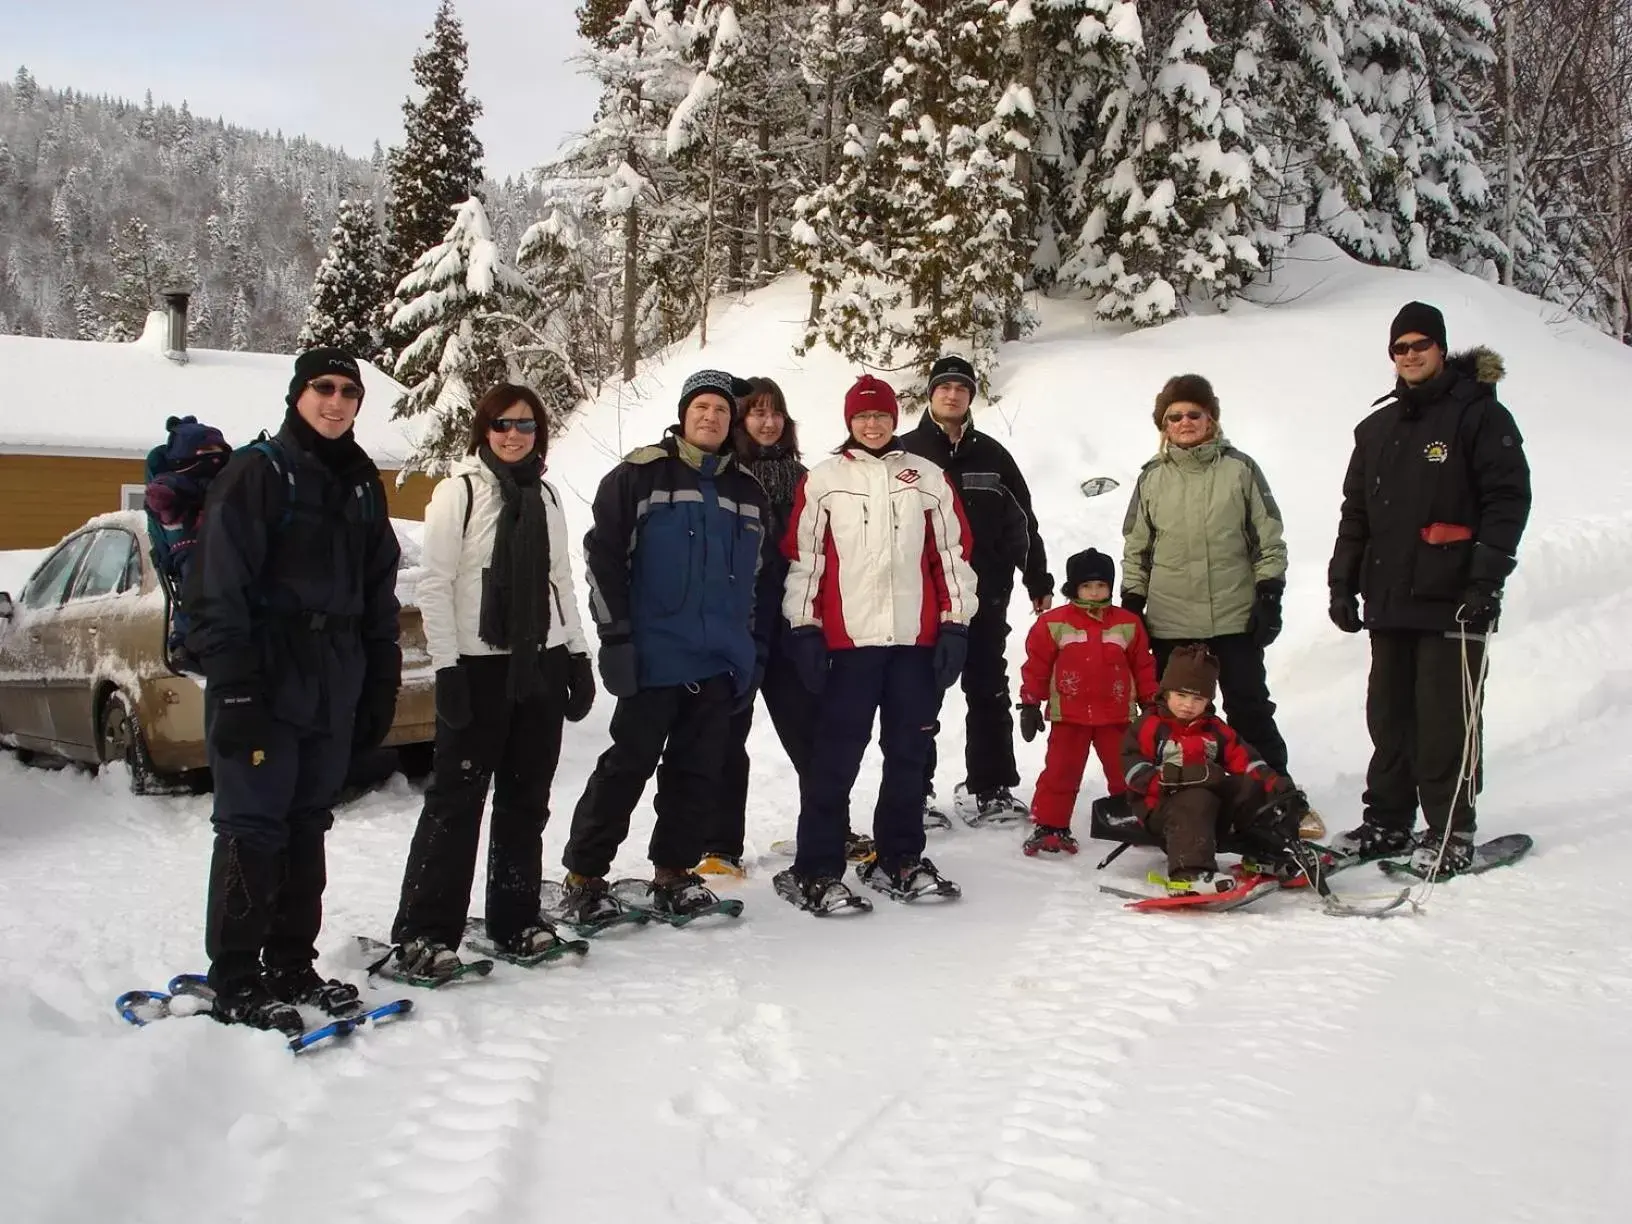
1165;410;1208;424
308;379;363;400
490;418;538;435
1390;337;1438;357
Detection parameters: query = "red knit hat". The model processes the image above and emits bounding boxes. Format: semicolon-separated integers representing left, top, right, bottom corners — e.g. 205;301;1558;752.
844;374;899;428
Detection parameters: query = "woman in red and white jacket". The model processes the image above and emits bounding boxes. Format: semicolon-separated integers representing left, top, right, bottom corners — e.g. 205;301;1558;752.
775;375;979;913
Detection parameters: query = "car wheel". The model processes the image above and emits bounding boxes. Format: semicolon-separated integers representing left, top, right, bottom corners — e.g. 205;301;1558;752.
98;690;158;795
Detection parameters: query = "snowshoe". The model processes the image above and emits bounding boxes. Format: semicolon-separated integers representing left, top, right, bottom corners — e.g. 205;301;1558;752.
1023;824;1079;856
121;977;353;1052
262;963;364;1019
922;790;954;831
611;874;745;926
540;877;650;936
695;853;747;878
845;831;878;864
857;855;962;902
955;783;1029;828
772;868;873;916
355;936;494;989
1380;832;1531;881
1329;821;1417;862
464;919;588;966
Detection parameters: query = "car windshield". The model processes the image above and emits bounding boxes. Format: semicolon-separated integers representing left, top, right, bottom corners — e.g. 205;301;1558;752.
20;536;92;611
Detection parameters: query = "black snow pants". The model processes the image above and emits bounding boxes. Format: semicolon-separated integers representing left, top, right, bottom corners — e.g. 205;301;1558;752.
1362;629;1486;836
563;674;734;878
705;644;817;860
391;649;569;948
923;581;1018;798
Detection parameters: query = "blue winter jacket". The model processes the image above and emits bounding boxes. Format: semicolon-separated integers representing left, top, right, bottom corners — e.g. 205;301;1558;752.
583;431;770;694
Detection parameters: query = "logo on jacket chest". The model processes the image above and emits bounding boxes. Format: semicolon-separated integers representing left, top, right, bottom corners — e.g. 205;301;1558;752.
1423;440;1449;463
896;468;921;485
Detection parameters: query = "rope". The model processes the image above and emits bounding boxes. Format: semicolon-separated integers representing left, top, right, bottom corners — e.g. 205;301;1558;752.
1412;605;1492;910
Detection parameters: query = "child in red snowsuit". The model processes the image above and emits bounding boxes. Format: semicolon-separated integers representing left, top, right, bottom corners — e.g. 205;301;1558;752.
1121;643;1301;895
1018;549;1157;855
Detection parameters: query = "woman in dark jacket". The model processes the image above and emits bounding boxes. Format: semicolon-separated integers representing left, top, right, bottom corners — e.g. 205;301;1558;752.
697;378;817;876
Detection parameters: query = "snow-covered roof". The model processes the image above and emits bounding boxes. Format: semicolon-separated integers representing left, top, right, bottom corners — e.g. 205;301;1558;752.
0;313;423;467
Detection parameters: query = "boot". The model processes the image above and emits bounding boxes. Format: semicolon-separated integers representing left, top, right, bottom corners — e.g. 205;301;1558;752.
1023;825;1079;856
1407;829;1475;878
1330;821;1416;861
263;827;326;975
204;834;279;997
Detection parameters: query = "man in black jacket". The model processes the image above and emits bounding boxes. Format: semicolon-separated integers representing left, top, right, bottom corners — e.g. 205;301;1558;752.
1327;302;1530;877
185;348;402;1032
902;354;1053;824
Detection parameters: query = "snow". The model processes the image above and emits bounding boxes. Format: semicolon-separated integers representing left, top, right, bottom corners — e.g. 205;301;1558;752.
3;243;1631;1222
0;325;421;468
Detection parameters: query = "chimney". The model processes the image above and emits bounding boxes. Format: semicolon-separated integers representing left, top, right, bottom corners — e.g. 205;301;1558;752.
161;290;190;364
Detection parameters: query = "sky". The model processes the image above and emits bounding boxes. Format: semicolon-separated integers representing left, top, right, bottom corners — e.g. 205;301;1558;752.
0;0;602;179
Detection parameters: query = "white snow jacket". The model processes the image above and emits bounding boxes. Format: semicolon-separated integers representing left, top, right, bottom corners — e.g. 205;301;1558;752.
783;443;978;649
418;455;589;673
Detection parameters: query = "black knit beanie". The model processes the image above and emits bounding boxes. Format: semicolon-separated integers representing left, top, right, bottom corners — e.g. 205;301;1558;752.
1389;301;1447;353
287;347;365;409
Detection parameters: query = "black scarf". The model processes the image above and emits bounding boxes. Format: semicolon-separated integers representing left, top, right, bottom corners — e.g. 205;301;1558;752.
1394;366;1457;419
477;444;551;701
282;406;363;474
743;442;804;515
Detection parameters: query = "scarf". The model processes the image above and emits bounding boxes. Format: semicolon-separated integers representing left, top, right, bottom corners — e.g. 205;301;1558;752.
476;444;551;701
1394;366;1457;419
742;442;804;515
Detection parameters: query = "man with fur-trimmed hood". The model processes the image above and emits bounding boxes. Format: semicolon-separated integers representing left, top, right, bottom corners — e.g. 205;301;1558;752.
1327;301;1531;878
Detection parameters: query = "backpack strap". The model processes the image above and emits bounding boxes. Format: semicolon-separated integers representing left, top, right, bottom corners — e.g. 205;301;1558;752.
461;474;474;537
247;435;294;532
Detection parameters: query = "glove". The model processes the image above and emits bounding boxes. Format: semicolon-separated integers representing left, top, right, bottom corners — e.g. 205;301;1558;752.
1160;760;1225;791
1264;771;1297;797
353;682;397;751
732;660;764;716
597;640;639;699
1328;591;1362;634
1018;703;1045;743
1456;585;1501;632
787;626;829;695
211;686;272;762
434;665;472;730
1247;580;1284;648
564;653;596;722
932;623;969;691
1121;591;1147;617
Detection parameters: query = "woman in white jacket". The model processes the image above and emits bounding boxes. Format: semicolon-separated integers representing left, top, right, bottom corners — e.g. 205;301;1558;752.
387;384;594;980
774;375;978;914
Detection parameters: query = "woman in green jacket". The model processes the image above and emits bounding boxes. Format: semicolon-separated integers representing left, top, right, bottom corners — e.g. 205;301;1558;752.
1119;374;1320;837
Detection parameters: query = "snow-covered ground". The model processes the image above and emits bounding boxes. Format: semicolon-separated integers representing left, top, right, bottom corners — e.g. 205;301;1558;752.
3;239;1629;1222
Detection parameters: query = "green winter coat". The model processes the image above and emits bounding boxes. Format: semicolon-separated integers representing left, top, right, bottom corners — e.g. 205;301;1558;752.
1120;435;1287;640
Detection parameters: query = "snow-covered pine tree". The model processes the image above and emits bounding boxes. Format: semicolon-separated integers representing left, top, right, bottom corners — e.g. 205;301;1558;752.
514;203;598;416
228;287;251;351
389;196;537;470
100;217;175;339
383;0;485;291
1061;3;1260;324
298;198;388;360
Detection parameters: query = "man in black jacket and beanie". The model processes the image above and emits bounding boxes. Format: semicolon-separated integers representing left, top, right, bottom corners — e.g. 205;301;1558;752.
184;347;402;1031
1327;302;1530;877
902;354;1054;824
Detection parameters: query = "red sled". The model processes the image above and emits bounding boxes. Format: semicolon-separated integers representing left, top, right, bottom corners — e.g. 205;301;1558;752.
1099;872;1282;913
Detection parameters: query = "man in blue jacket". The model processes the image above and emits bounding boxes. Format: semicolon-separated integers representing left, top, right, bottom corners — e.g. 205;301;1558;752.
561;370;771;919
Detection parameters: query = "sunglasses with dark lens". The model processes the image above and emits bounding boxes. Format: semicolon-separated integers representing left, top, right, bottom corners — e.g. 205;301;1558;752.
1165;410;1207;424
308;379;364;400
490;418;538;435
1390;337;1438;357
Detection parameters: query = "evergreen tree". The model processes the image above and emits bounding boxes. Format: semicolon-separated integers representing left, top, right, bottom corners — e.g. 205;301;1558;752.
384;1;485;291
298;198;388;360
100;217;174;339
13;67;37;111
389;196;536;470
228;287;251;351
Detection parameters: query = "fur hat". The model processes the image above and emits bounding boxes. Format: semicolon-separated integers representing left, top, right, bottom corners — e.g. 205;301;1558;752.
287;347;364;409
1389;301;1447;353
844;374;899;428
927;354;977;396
1060;548;1116;598
1159;643;1219;701
1152;374;1220;430
678;369;753;422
